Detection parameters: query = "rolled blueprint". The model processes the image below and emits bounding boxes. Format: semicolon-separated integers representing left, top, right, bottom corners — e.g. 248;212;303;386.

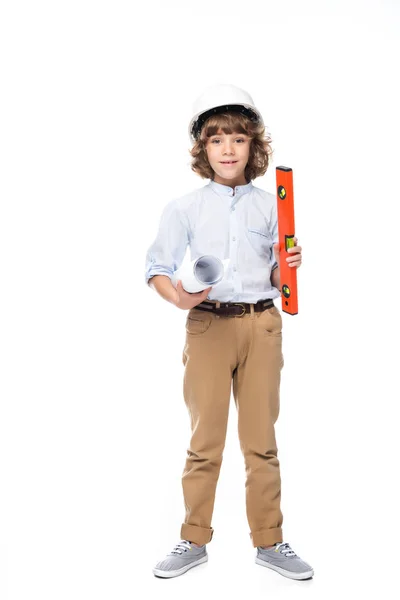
171;255;230;293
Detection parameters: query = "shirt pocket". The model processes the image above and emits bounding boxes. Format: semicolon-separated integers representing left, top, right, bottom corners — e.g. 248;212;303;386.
247;227;273;257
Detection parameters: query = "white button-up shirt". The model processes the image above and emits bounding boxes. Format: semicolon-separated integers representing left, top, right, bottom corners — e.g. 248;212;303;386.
145;179;280;303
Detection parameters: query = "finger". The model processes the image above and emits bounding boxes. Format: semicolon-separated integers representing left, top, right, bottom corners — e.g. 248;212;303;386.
286;255;302;263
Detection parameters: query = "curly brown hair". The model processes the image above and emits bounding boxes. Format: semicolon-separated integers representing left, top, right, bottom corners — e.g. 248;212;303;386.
189;111;273;182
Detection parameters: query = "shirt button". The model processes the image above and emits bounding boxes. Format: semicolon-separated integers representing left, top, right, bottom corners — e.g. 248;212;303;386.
232;236;236;241
233;266;237;271
232;207;235;212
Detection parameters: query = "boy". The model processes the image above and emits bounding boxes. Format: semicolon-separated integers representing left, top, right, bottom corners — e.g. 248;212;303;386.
144;84;313;580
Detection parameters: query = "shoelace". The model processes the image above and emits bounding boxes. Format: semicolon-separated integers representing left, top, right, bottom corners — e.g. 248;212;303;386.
170;540;192;555
275;542;298;557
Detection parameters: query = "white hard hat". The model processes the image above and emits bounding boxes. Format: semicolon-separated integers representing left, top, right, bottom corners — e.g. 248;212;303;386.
189;83;264;142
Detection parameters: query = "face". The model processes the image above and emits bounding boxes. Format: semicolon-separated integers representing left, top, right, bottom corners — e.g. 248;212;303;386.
204;128;251;187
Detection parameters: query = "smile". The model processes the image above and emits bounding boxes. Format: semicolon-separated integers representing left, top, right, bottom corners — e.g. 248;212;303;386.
220;161;238;164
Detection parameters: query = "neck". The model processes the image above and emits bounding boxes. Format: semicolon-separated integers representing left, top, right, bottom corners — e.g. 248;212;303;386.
212;174;248;189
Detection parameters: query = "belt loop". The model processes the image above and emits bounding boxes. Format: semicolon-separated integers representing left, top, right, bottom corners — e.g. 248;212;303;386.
216;300;220;319
250;303;255;318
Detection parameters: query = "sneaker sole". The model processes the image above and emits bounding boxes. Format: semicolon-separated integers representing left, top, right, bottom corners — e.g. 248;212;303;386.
153;555;208;578
255;556;314;580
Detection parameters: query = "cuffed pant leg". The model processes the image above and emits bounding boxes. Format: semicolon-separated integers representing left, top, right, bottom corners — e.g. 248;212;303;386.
233;308;285;547
181;523;214;545
181;310;236;544
250;526;283;548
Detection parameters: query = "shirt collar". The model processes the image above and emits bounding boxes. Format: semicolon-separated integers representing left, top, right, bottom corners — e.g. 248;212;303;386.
208;179;253;197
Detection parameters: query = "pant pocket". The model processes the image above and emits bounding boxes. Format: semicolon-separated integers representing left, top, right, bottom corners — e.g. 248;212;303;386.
257;307;282;336
185;311;212;335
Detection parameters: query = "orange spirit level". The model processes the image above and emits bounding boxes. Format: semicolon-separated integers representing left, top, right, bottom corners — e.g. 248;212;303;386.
276;166;298;315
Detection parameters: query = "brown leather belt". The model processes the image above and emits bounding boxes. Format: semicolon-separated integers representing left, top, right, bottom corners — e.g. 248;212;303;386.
192;298;275;318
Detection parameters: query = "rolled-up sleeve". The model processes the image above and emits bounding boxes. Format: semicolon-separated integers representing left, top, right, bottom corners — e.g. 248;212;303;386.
269;198;279;272
145;199;189;285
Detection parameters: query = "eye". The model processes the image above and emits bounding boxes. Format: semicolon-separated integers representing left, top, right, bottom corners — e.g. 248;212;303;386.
235;138;245;143
211;139;220;144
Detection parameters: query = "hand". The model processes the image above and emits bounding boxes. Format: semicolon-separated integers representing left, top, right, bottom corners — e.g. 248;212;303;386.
173;280;213;310
273;236;302;269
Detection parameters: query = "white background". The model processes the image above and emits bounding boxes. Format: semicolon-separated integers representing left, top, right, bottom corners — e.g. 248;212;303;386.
1;1;399;598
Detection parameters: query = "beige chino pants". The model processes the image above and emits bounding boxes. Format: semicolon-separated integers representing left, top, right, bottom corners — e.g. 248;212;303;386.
180;302;285;548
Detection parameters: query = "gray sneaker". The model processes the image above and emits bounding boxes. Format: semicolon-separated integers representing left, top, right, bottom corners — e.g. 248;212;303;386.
255;542;314;580
153;540;208;578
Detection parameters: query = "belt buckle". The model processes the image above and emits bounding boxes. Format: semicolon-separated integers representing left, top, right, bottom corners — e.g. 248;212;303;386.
233;303;246;317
